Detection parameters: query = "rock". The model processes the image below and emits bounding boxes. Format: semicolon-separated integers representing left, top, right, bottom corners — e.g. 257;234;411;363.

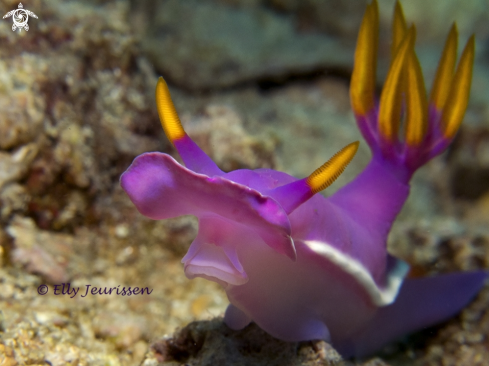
267;0;367;37
0;0;488;365
93;311;148;349
141;0;354;91
0;55;46;150
447;126;489;200
147;319;352;366
183;104;277;171
7;216;72;283
0;183;30;219
0;144;38;190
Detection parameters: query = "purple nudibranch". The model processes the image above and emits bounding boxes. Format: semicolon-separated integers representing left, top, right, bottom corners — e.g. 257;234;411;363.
121;1;487;357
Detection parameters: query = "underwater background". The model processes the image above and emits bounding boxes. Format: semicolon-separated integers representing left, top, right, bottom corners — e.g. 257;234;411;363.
0;0;488;365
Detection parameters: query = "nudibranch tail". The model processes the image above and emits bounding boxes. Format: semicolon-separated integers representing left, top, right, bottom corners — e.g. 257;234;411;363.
338;271;488;357
268;142;359;214
155;77;223;176
350;0;475;179
350;0;378;117
440;35;475;139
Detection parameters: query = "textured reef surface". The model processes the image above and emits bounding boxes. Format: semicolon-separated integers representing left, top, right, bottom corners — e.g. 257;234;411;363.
1;0;489;365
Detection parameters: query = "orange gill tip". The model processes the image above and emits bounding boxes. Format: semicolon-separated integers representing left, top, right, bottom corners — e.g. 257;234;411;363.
350;0;379;117
391;1;408;61
441;35;475;139
404;48;428;146
430;23;458;111
378;26;416;142
155;77;186;143
370;0;379;30
306;141;360;194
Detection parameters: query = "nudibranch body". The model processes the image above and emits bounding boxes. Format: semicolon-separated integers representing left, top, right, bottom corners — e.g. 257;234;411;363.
121;1;487;357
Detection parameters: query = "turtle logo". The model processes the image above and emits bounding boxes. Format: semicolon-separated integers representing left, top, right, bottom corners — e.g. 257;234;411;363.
3;3;38;32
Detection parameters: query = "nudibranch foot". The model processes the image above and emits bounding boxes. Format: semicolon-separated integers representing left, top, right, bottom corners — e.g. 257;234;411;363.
337;271;488;357
224;304;252;330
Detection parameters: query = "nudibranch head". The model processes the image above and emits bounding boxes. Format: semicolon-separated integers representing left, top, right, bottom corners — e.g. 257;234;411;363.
122;77;359;287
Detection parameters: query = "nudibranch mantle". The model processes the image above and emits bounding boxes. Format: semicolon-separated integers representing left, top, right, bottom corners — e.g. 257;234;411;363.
121;0;487;357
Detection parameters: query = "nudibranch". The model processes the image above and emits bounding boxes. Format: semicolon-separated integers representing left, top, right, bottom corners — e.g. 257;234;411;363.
121;1;487;357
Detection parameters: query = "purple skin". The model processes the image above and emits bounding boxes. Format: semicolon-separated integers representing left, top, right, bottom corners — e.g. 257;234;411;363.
121;10;487;358
121;119;486;357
